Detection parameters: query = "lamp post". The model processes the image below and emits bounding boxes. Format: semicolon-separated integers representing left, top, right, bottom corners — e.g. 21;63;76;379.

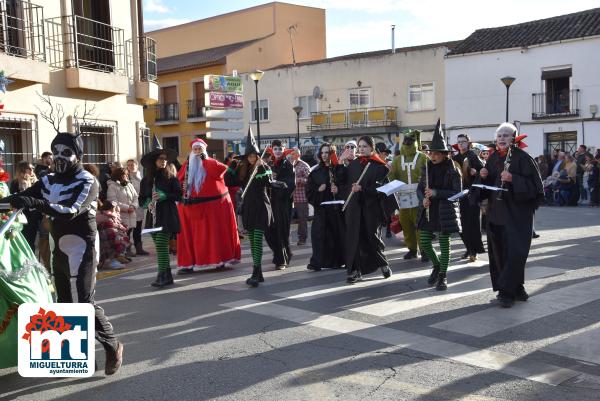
249;70;264;145
500;76;516;122
293;105;303;147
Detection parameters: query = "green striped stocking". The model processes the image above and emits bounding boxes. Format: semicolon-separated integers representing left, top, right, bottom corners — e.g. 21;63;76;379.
151;232;171;272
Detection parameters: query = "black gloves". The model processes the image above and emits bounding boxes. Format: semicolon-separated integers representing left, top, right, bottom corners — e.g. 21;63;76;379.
5;195;48;211
270;181;288;189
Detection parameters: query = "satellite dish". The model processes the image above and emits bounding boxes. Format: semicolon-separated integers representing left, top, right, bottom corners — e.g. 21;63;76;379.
312;86;322;99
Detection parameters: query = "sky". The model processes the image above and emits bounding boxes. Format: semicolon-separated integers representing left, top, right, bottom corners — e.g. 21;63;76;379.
143;0;599;58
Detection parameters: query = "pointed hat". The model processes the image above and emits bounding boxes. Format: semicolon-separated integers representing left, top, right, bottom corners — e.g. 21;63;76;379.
244;126;260;156
428;119;450;152
140;136;178;169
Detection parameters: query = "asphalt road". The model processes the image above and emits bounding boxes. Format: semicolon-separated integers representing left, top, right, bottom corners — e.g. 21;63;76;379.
2;206;600;401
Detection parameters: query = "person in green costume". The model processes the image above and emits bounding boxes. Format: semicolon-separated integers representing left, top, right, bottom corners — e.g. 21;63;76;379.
0;151;54;368
389;130;429;262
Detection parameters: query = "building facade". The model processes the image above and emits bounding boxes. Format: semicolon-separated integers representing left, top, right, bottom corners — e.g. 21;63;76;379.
445;8;600;157
1;0;158;176
145;2;326;161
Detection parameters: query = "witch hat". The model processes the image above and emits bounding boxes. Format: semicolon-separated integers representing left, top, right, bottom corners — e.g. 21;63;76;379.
245;126;260;156
428;119;450;152
140;135;178;169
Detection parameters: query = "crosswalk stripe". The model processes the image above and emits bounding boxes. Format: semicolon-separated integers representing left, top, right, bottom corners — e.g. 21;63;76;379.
222;299;581;386
431;276;600;337
542;325;600;365
350;266;565;317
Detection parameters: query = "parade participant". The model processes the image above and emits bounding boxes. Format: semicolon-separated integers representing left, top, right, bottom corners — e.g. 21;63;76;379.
139;138;181;288
453;134;485;262
176;138;240;273
418;122;462;291
388;130;429;261
264;139;295;270
127;159;149;255
306;142;346;271
4;132;123;375
344;136;392;283
290;148;310;245
479;123;544;308
236;129;274;287
339;140;357;166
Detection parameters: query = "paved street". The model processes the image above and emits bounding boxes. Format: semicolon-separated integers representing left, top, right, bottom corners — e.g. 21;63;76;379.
1;206;600;400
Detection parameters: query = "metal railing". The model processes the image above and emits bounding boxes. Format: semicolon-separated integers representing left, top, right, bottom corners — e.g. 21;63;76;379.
186;99;205;119
154;103;179;122
308;106;398;131
45;15;125;75
532;89;580;119
0;0;45;61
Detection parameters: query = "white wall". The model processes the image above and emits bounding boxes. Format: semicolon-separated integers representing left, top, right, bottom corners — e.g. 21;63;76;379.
445;38;600;156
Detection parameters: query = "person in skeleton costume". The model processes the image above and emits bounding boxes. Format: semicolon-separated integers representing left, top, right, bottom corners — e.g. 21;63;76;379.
4;132;123;375
176;138;240;273
388;130;429;261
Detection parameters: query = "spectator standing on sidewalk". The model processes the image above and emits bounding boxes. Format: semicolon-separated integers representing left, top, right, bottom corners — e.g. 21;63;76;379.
291;148;310;245
34;151;53;179
107;167;138;257
127;159;149;255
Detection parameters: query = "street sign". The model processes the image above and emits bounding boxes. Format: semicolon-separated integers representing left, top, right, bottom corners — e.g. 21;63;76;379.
205;109;244;120
206;120;244;130
204;75;243;93
206;131;245;140
205;92;243;109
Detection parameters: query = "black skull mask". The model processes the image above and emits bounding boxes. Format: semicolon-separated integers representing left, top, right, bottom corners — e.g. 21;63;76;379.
50;133;84;175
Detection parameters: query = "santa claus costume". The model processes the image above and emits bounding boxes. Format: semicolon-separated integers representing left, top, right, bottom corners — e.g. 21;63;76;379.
177;138;241;272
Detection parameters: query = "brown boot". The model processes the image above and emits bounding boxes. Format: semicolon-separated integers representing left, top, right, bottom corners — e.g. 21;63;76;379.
105;342;124;375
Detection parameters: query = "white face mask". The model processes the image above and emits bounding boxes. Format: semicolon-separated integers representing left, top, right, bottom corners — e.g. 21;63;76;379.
457;139;469;151
52;144;78;173
495;130;513;151
273;146;284;158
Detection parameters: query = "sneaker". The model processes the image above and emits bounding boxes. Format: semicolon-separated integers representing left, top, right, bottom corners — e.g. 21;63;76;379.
105;342;124;375
106;259;125;270
275;264;287;270
346;272;362;284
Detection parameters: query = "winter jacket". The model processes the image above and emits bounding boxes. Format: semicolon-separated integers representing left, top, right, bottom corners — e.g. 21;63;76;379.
106;180;139;229
128;170;145;221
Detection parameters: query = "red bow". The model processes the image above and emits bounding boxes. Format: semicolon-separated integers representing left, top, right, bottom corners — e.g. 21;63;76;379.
22;308;72;353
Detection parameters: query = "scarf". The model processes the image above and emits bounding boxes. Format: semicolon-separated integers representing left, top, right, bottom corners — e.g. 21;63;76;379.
358;154;387;165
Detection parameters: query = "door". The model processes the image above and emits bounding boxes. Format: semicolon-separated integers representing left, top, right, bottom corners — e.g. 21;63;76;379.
545;131;577;156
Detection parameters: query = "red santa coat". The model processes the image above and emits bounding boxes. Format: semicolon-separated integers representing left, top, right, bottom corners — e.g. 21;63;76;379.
176;157;241;269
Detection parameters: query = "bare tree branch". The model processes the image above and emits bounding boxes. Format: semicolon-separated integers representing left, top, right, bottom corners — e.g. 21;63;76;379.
72;100;97;133
35;92;62;133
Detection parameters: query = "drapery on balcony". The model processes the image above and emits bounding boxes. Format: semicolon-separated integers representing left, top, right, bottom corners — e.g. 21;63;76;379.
308;106;398;131
532;89;580;119
46;15;125;75
186;99;205;119
154;103;179;122
0;0;45;61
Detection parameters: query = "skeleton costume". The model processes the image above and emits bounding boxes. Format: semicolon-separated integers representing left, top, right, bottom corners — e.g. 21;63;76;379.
5;132;123;375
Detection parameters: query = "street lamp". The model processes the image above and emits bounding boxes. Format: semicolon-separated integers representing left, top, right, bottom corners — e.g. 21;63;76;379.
293;105;303;147
250;70;264;145
500;76;516;122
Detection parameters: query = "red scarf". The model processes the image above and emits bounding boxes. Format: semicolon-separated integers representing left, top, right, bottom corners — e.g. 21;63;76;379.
358;154;387;165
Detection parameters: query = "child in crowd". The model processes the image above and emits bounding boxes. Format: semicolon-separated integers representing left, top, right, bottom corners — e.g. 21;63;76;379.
96;200;131;270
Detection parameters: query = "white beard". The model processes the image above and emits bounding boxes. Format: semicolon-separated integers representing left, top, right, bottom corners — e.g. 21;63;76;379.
188;153;206;194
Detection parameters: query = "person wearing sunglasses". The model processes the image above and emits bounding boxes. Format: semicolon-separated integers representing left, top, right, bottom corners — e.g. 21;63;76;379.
338;140;358;166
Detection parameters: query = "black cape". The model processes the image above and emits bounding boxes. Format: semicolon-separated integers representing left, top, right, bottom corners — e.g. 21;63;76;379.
139;172;182;234
239;164;273;232
306;163;346;269
265;158;295;266
342;158;390;275
479;147;543;296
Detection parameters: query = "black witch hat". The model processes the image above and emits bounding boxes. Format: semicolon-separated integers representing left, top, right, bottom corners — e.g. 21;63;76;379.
244;126;260;156
428;119;450;152
140;136;178;169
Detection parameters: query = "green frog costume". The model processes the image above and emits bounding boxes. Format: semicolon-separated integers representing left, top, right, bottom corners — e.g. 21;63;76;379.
0;180;54;368
389;130;428;259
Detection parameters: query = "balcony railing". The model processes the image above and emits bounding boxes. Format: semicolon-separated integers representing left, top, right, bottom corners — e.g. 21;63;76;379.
0;0;45;61
308;106;398;131
532;89;580;119
154;103;179;122
187;99;206;119
139;36;157;82
46;15;125;75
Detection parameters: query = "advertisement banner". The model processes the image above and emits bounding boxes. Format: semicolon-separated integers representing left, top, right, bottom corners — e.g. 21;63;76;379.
204;75;243;93
205;92;244;109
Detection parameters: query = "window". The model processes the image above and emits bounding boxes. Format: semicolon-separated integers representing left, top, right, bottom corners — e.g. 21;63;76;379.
0;116;35;177
348;88;370;108
140;127;151;155
162;136;179;157
294;96;317;118
543;69;571;115
79;123;116;164
251;99;269;122
157;85;179;121
408;83;435;111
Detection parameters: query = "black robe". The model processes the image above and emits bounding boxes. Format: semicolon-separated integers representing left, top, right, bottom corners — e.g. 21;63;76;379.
453;150;485;254
342;158;390;276
480;147;544;296
239;164;273;232
265;158;295;266
306;163;346;269
139;172;182;234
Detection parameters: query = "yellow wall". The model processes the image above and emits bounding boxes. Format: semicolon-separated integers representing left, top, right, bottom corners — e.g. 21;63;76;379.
144;65;227;161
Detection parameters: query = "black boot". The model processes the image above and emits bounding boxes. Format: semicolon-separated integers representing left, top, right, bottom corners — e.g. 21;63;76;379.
403;250;417;259
165;269;174;285
246;265;260;287
427;265;440;286
151;271;168;287
498;292;515;308
516;285;529;301
135;243;150;256
381;265;392;279
346;271;362;284
461;251;469;259
435;272;447;291
420;253;430;263
258;268;265;283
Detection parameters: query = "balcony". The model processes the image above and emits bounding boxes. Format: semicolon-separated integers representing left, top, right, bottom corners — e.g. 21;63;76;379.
0;0;48;83
187;99;206;121
134;36;158;103
46;15;128;93
308;106;398;132
154;103;179;124
532;89;580;119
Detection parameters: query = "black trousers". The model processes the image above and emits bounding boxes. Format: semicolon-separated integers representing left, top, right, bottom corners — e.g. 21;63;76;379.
459;198;485;255
487;222;530;297
52;234;118;354
133;219;143;246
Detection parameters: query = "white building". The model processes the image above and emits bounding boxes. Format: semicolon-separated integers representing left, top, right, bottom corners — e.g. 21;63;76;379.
1;0;157;176
240;42;458;152
445;8;600;157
